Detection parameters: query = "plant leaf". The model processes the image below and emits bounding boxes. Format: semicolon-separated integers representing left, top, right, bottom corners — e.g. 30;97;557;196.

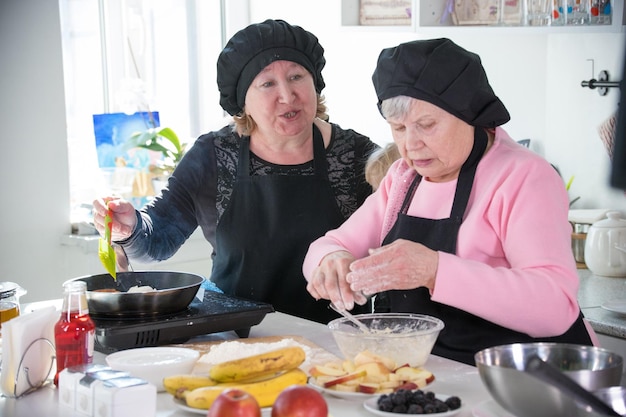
156;127;182;154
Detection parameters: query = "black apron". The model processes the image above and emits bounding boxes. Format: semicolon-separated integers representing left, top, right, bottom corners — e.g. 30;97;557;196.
211;125;370;323
375;129;592;365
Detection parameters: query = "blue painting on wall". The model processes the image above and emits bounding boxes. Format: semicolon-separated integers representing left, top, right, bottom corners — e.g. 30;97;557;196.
92;111;160;168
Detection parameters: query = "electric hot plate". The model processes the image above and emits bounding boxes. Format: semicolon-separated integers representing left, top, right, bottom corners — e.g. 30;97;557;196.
92;290;274;353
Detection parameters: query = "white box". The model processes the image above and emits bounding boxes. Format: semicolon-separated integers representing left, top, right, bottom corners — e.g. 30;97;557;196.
93;377;157;417
75;369;130;416
58;364;110;410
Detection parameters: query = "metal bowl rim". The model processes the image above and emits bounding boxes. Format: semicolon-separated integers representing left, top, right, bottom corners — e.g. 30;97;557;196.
475;342;624;371
64;270;205;293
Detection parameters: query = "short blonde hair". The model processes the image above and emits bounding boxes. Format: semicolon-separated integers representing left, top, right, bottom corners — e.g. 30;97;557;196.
365;142;401;190
233;94;329;136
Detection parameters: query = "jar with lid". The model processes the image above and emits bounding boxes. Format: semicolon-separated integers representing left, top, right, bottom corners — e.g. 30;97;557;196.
0;282;26;334
584;211;626;277
53;280;96;386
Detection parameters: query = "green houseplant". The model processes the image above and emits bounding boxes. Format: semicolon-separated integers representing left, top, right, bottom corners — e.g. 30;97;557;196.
126;126;186;178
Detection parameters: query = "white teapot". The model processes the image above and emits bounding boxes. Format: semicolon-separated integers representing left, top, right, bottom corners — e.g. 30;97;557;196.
584;211;626;277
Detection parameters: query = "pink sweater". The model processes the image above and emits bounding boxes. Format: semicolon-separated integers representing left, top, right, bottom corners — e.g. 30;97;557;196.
304;128;582;338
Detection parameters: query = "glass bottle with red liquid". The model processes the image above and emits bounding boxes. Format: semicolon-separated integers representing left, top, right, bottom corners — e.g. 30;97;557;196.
53;281;96;386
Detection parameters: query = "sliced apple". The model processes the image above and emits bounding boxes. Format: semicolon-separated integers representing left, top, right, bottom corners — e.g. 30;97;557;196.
333;383;358;392
392;363;410;372
353;351;378;366
342;360;356;373
387;372;404;382
394;366;433;382
363;373;389;384
353;350;396;371
323;361;344;370
379;380;402;390
358;382;381;394
393;382;418;392
355;361;391;378
323;370;367;388
311;375;335;385
309;365;347;377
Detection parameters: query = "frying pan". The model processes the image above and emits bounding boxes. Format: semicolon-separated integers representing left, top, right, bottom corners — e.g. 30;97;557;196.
64;271;205;318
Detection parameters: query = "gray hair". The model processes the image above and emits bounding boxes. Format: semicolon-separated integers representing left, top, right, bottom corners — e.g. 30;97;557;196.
380;95;413;120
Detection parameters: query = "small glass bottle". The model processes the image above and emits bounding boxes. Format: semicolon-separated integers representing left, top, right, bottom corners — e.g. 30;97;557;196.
53;281;96;386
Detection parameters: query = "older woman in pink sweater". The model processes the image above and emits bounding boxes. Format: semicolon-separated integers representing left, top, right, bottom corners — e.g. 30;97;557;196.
303;38;596;365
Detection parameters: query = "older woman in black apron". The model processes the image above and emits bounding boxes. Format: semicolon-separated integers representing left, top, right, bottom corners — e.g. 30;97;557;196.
93;19;378;324
304;38;596;365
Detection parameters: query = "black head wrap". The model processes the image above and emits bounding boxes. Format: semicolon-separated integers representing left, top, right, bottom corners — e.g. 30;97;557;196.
217;19;326;116
372;38;510;128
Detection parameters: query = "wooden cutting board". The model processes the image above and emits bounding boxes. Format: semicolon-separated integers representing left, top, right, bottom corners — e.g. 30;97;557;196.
170;335;342;375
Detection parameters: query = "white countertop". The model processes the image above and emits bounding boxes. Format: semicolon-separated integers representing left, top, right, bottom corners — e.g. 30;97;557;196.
0;311;497;417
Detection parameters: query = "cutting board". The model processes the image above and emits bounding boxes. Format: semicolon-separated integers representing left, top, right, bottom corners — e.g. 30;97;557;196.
170;335;342;375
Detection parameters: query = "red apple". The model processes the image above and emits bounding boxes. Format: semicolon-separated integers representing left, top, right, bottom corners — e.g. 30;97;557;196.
323;369;367;388
271;385;328;417
207;388;261;417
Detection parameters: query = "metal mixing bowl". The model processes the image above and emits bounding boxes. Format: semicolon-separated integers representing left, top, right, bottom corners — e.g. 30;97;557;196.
328;313;444;367
593;386;626;415
475;343;623;417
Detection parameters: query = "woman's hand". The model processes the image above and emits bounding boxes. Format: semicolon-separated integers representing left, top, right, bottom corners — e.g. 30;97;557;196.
92;197;137;242
306;251;367;311
347;239;439;295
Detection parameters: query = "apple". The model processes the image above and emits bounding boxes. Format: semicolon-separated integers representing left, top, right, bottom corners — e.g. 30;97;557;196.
323;370;367;388
393;382;418;392
358;382;380;394
355;361;391;378
392;363;410;372
353;351;396;371
207;388;261;417
271;385;328;417
333;383;359;392
394;366;434;382
341;360;356;373
308;364;346;377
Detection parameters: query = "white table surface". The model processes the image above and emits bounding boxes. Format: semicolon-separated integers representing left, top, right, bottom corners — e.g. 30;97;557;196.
0;308;501;417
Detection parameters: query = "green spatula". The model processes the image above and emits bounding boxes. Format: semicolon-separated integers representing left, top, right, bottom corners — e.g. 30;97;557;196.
98;206;117;280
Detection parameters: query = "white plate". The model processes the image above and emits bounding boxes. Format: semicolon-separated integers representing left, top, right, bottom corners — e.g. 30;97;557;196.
173;398;271;416
601;299;626;315
471;400;516;417
363;394;463;416
307;376;434;401
307;379;374;401
105;346;199;391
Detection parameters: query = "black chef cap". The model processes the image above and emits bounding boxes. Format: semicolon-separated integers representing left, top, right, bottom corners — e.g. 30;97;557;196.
217;19;326;116
372;38;510;128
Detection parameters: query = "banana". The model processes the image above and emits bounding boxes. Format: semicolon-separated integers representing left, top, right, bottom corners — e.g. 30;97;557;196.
183;368;308;409
209;346;306;383
162;374;217;397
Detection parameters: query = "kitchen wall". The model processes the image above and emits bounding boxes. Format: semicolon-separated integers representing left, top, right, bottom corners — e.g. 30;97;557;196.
0;0;624;303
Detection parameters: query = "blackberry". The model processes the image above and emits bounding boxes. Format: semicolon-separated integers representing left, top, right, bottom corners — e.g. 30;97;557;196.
392;389;408;405
373;390;462;414
378;395;394;412
445;396;462;410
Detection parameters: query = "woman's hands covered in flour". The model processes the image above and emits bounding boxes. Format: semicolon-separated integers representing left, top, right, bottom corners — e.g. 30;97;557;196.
306;239;439;311
348;239;439;297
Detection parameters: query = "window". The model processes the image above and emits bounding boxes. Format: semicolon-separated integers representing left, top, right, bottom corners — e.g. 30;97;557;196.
59;0;226;223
